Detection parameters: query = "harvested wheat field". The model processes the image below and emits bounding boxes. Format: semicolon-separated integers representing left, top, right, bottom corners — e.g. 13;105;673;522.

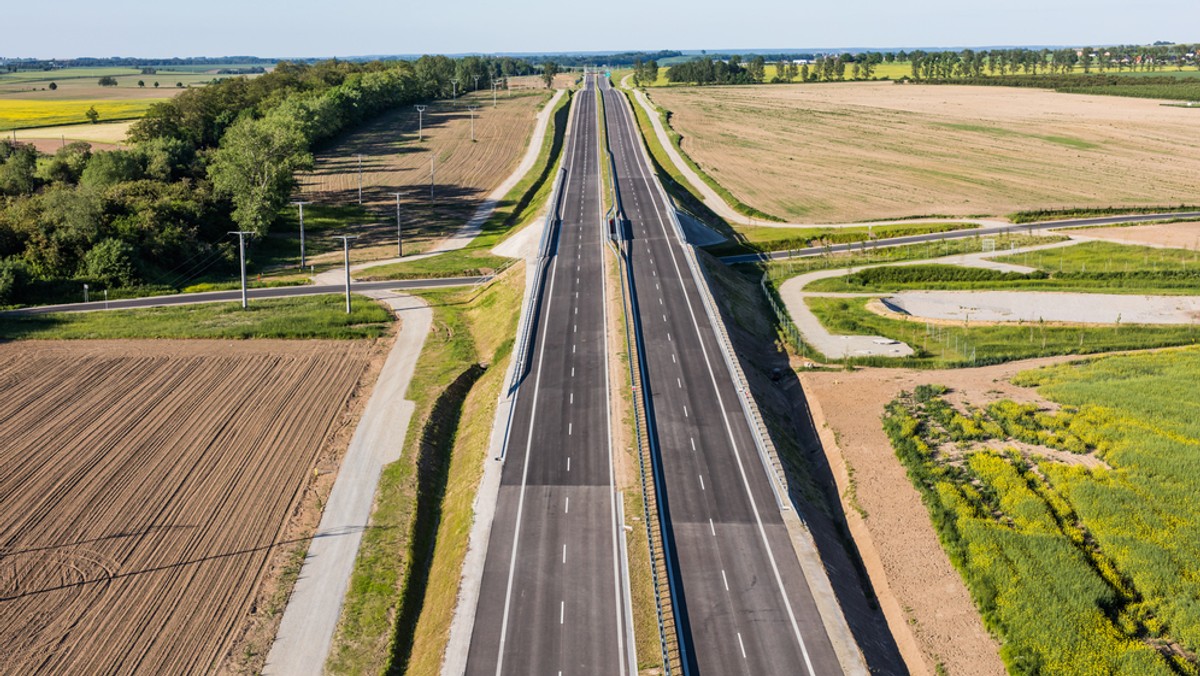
651;82;1200;223
298;89;550;252
0;339;380;674
800;355;1090;675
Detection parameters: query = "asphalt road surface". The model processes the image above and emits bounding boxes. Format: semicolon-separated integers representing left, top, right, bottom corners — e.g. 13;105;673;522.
601;79;843;674
5;277;487;315
721;212;1200;265
467;76;632;675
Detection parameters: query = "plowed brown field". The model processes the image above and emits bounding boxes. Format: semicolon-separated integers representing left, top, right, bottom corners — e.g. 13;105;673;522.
0;339;377;674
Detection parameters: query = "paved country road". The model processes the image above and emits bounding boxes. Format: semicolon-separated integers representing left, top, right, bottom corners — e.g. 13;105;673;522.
4;277;487;315
720;212;1200;265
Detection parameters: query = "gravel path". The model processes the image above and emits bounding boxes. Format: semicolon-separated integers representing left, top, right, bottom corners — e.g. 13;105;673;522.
264;291;432;676
778;240;1081;358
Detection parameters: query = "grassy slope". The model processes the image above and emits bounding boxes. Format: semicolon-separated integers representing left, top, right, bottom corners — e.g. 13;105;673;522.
326;267;523;675
0;294;392;340
705;222;979;257
361;89;572;281
806;295;1200;367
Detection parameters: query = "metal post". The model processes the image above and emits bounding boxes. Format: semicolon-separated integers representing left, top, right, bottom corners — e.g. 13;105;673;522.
291;201;311;268
415;105;426;141
430;154;436;201
451;78;459;99
389;192;404;257
357;154;363;205
333;235;358;314
467;105;478;141
83;283;88;303
473;74;480;91
492;82;497;107
229;231;254;309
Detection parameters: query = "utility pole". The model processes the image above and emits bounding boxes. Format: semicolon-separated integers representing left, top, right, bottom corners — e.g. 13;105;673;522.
83;283;89;303
430;153;436;201
415;105;427;141
229;231;254;309
332;235;358;314
291;201;311;268
473;74;481;91
388;192;404;257
491;81;498;107
451;78;459;98
357;154;363;204
467;105;479;142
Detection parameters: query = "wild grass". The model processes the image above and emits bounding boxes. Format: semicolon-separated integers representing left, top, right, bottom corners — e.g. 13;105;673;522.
0;294;393;340
883;348;1200;673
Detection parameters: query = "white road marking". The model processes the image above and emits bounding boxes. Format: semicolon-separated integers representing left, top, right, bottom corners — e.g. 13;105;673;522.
690;437;696;450
565;497;569;513
570;392;574;404
677;377;682;388
567;457;571;471
709;518;716;536
699;475;705;490
722;569;730;591
569;422;573;436
563;544;567;563
560;601;565;625
683;406;688;418
738;632;747;659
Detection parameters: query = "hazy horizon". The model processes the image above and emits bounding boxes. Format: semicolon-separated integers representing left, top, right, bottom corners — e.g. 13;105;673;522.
5;0;1196;61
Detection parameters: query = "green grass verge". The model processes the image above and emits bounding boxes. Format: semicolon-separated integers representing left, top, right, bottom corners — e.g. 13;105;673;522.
259;203;375;271
0;293;392;340
325;268;524;675
753;233;1066;287
1008;205;1200;223
704;222;980;257
883;349;1200;673
805;295;1200;367
360;90;571;282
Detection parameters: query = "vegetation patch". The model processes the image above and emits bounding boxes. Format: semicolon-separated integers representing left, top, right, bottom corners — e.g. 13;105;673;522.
883;348;1200;673
705;222;978;257
0;293;392;340
326;268;523;675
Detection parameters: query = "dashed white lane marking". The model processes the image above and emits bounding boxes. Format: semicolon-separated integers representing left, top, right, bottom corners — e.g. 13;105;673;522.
570;392;574;404
738;632;747;659
671;354;676;363
571;367;575;377
662;314;667;322
684;406;689;418
560;601;565;625
567;457;571;472
569;422;573;436
563;544;567;564
709;518;716;536
565;497;569;513
659;297;663;305
699;475;705;490
722;569;730;591
574;324;577;333
690;437;696;451
677;377;682;388
667;332;672;342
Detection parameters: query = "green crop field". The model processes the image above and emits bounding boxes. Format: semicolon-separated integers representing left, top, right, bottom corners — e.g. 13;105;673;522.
883;348;1200;673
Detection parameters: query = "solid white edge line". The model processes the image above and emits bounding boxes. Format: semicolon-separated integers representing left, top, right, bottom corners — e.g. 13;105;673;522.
614;88;818;676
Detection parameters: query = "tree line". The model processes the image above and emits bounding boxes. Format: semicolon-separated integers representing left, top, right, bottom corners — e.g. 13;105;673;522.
0;56;542;306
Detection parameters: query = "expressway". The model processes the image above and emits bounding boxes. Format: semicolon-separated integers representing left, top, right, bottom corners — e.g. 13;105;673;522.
601;79;844;674
721;211;1200;265
466;75;632;675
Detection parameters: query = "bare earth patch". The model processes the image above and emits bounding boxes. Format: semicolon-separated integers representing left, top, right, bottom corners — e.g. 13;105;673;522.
651;82;1200;223
799;355;1089;675
0;339;384;674
1070;221;1200;250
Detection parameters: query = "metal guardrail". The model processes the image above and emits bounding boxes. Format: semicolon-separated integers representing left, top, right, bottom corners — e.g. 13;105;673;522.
507;166;567;396
602;87;683;676
620;89;793;512
609;236;684;676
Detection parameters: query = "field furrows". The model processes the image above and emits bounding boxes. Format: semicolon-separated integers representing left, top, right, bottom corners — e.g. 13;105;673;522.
0;340;375;674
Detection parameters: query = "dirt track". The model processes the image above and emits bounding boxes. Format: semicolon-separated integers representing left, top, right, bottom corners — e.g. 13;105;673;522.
0;340;377;674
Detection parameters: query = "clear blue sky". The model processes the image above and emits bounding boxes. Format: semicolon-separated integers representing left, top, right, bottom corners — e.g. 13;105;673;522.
6;0;1196;59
